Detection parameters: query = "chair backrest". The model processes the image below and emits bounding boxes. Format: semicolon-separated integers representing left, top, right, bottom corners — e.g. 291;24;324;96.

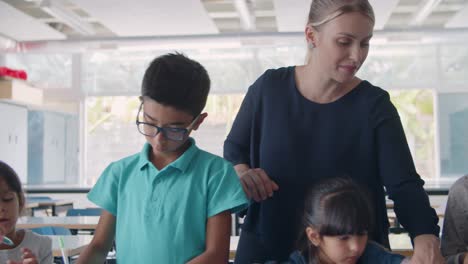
30;226;72;235
66;208;103;216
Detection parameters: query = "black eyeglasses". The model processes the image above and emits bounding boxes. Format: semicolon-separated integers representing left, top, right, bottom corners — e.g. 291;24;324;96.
136;103;199;141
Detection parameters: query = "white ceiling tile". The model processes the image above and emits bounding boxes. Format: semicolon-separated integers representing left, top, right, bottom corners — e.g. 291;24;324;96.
273;0;310;32
369;0;399;30
445;3;468;28
0;1;66;41
70;0;218;36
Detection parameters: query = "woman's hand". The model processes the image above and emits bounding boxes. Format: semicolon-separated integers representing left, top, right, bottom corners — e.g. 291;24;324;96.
7;248;38;264
237;167;279;202
410;234;445;264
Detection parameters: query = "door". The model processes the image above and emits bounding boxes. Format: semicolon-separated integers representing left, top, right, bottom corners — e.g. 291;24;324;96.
0;103;28;183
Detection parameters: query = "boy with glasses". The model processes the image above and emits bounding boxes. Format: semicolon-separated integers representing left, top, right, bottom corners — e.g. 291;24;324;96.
78;53;248;264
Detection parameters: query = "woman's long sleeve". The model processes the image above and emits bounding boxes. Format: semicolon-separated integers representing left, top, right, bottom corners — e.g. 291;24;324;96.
373;93;439;238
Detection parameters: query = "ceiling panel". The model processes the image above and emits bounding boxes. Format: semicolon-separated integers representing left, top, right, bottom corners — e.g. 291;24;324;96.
274;0;400;32
0;1;65;41
273;0;309;32
369;0;399;30
70;0;219;36
445;3;468;28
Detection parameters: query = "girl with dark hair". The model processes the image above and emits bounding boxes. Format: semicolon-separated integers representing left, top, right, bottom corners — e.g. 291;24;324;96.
289;177;408;264
0;160;52;264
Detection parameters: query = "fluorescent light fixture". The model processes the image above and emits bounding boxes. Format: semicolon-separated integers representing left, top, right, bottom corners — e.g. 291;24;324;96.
40;0;95;35
234;0;255;31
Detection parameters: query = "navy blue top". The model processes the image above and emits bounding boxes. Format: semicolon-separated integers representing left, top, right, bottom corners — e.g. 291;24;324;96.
224;66;439;260
286;242;405;264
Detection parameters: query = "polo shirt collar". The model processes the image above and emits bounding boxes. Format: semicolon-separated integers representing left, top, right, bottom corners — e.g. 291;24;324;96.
138;138;198;173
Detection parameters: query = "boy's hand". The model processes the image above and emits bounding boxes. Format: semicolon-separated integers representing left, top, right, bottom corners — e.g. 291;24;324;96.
7;248;38;264
239;168;279;202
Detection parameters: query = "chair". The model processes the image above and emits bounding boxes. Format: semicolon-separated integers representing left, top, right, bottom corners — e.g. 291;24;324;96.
30;226;72;236
66;208;103;216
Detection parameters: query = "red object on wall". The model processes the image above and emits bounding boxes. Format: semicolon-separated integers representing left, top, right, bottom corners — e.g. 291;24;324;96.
0;66;28;80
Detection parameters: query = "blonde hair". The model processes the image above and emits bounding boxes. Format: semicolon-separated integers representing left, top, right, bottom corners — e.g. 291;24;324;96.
308;0;375;28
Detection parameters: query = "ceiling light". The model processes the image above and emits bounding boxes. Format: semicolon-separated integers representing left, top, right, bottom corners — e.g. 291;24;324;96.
234;0;256;31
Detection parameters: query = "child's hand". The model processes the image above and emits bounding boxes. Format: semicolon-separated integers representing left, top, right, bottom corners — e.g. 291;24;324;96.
6;248;38;264
463;253;468;264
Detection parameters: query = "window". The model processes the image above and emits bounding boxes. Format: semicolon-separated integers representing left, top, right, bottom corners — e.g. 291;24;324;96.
85;94;244;186
389;90;435;180
438;92;468;180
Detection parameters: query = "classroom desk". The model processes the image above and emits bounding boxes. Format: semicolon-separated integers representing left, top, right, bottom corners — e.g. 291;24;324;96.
25;202;40;210
229;236;238;260
17;216;99;230
386;200;441;210
26;199;74;216
49;235;93;258
389;233;414;257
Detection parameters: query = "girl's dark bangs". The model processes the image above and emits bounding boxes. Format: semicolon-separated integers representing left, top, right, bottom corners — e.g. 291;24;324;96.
319;191;371;236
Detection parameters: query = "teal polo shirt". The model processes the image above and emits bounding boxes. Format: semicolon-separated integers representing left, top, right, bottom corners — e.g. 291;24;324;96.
88;138;248;264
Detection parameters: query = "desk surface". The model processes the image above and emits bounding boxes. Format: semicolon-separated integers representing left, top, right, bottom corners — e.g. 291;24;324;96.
26;199;74;206
25;202;40;209
49;235;93;257
18;216;99;230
